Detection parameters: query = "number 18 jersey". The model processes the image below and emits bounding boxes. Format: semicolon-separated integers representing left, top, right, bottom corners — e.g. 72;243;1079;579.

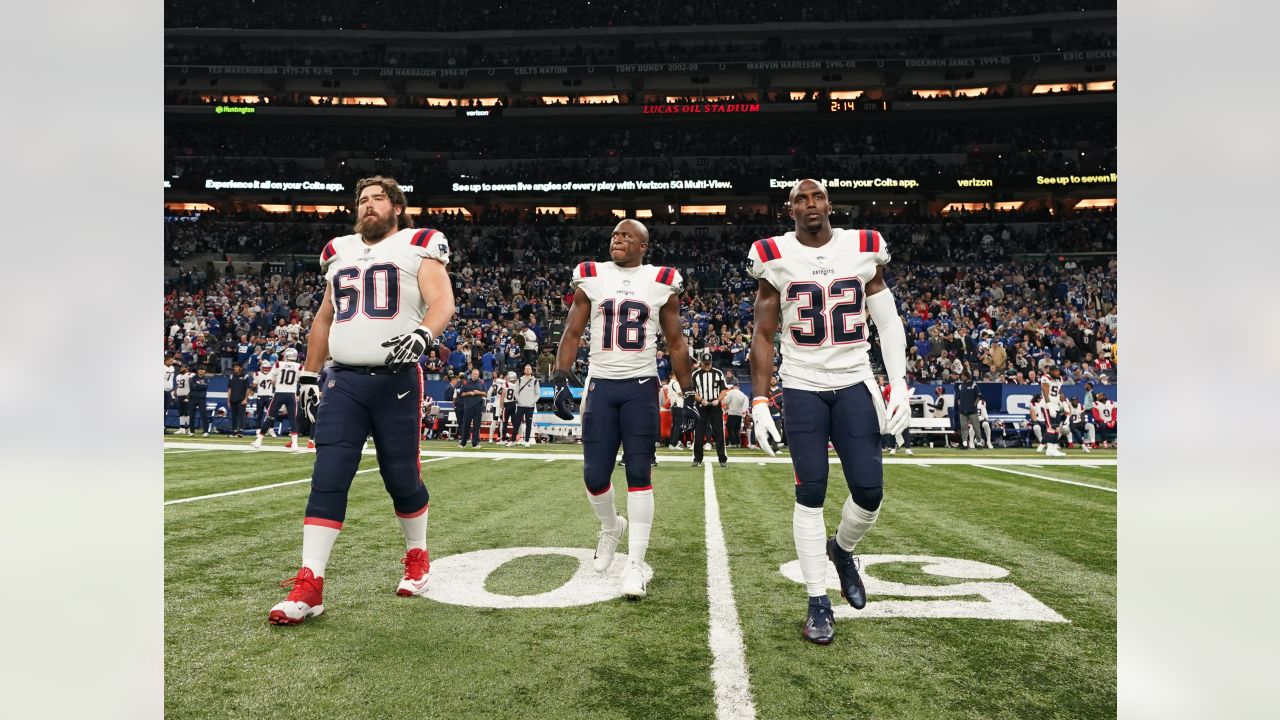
571;261;682;380
748;228;891;392
321;227;451;366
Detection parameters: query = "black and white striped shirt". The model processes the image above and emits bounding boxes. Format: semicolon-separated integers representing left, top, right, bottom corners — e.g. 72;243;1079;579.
692;367;727;407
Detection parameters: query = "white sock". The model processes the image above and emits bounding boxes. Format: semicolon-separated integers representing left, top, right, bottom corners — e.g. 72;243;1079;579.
586;486;620;531
792;503;828;597
397;506;429;551
835;495;880;553
627;488;654;565
290;433;299;443
301;520;341;577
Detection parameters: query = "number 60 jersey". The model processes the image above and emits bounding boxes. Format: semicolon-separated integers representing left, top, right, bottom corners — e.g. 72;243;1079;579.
748;228;891;392
571;261;682;380
320;228;450;366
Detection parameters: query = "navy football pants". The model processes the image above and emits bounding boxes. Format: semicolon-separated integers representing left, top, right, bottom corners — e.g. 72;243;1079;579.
582;376;659;495
782;382;884;512
260;393;298;434
305;366;428;525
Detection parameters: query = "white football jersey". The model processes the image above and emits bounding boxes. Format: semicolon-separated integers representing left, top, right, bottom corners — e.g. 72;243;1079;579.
488;378;508;407
270;360;303;395
1042;378;1065;412
321;227;451;366
164;364;175;392
174;372;192;397
571;261;682;380
748;228;890;391
254;370;275;396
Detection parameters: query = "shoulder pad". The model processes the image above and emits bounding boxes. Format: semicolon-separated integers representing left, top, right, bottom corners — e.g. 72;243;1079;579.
320;238;338;263
752;238;782;263
857;229;882;254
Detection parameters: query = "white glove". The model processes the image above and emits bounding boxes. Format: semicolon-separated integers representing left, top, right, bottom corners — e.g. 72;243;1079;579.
883;383;913;436
298;371;320;424
381;328;432;371
750;398;781;457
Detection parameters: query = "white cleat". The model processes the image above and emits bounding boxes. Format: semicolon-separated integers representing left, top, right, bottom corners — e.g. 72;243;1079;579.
905;449;914;456
593;516;627;572
1035;444;1046;453
621;559;649;599
250;435;262;449
1046;446;1066;457
888;448;896;455
1082;444;1092;453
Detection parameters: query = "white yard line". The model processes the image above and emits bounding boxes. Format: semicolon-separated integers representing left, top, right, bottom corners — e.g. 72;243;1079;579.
164;457;450;506
973;464;1117;493
703;461;757;720
163;441;1115;467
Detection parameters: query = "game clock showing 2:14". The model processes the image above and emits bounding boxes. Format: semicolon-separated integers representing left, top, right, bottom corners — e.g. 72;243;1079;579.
820;99;891;112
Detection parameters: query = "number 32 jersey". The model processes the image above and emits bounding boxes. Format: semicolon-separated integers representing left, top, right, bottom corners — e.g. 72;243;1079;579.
748;228;891;392
320;228;451;366
571;261;682;380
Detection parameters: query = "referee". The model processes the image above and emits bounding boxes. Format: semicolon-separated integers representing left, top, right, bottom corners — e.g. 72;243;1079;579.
691;352;728;468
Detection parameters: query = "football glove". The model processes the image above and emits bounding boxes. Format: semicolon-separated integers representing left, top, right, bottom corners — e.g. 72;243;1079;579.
298;371;320;424
883;382;913;436
381;327;432;372
750;398;781;457
551;369;579;420
680;390;700;432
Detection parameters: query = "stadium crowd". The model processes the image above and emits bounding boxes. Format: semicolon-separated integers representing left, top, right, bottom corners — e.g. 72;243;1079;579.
165;0;1116;32
164;30;1115;70
167;117;1114;161
164;215;1117;390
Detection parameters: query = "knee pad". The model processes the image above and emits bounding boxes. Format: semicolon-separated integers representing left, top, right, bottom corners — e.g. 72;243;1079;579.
624;454;653;490
582;454;613;495
794;476;828;508
850;484;883;512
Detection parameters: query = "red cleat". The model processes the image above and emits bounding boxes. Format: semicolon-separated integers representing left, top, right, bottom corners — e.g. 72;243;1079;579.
396;548;431;597
268;567;324;625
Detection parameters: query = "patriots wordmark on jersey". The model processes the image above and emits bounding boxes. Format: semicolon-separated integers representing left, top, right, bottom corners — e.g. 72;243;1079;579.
570;261;683;379
321;227;450;366
748;228;890;391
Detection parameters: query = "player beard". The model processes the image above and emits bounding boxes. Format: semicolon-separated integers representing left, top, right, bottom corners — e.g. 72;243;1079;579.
355;211;397;240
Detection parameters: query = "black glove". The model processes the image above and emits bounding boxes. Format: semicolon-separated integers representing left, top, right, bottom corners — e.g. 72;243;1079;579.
298;371;320;424
681;390;700;432
551;369;579;420
381;328;432;372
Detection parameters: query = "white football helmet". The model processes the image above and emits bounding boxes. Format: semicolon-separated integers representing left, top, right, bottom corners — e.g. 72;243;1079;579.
283;348;299;361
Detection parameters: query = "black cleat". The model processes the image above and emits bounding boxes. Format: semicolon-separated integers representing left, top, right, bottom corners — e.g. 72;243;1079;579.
826;537;867;609
692;461;702;468
719;461;728;469
802;596;835;645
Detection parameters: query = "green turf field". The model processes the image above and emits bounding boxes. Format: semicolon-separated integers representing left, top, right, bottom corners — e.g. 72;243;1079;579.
164;438;1116;719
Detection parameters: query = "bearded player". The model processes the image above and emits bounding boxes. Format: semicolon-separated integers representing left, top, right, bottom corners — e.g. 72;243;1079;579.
551;219;695;599
748;179;912;645
268;176;455;625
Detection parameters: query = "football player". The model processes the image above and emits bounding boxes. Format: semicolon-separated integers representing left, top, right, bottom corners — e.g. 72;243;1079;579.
486;371;509;444
552;219;695;599
173;364;193;435
164;356;176;432
1066;396;1094;452
252;359;275;430
748;179;911;645
251;347;304;450
1092;392;1118;447
500;370;519;446
268;176;455;625
1030;396;1067;456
